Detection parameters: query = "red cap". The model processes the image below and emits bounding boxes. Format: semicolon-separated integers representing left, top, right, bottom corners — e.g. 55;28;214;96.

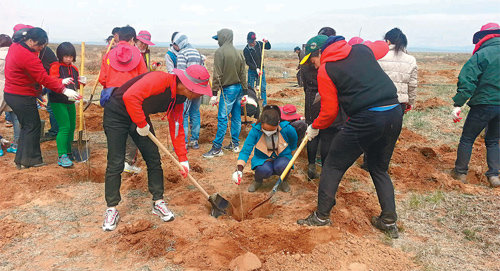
173;65;212;96
279;104;302;121
348;37;364;45
13;24;34;34
108;43;142;72
137;30;155;46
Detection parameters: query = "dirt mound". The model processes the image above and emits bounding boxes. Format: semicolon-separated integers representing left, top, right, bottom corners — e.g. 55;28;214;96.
0;219;36;249
415;97;448;111
267;77;290;84
115;220;175;258
269;87;302;98
80;104;104;132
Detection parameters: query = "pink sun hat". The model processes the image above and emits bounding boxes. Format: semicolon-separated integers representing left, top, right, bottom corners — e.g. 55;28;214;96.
13;24;34;34
348;37;364;45
279;104;302;121
173;65;212;96
108;43;142;72
137;30;155;46
473;22;500;44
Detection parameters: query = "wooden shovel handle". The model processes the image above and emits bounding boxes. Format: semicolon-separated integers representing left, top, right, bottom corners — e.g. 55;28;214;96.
279;136;308;181
89;37;115;97
78;42;85;132
148;133;210;199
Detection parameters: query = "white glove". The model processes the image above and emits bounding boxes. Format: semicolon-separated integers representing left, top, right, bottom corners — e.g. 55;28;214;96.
452;107;462;123
241;95;248;105
180;161;190;177
62;88;82;100
136;124;150;136
62;77;74;85
232;170;243;185
256;68;261;76
0;138;10;146
78;76;87;85
306;125;319;141
209;96;218;106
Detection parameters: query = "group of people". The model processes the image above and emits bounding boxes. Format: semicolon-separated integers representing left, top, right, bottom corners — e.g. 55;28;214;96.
0;22;498;237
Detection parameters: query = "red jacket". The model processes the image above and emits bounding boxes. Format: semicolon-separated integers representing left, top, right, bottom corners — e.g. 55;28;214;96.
4;42;65;97
312;40;390;129
98;41;148;88
122;72;187;162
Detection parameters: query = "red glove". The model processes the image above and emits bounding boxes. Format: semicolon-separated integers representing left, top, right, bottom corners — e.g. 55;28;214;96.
404;104;412;114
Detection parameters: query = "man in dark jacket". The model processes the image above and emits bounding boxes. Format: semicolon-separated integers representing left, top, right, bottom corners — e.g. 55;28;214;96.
243;32;271;105
450;23;500;188
297;35;402;240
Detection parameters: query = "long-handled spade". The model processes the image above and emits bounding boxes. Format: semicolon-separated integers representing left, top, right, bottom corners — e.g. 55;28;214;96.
72;42;89;162
255;40;267;105
248;136;308;214
148;133;229;217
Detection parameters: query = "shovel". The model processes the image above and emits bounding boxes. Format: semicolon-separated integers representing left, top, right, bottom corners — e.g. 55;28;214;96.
72;42;89;162
147;132;229;218
248;136;308;214
256;40;267;103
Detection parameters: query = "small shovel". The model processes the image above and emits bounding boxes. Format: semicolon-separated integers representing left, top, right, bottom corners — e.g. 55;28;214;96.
248;136;308;214
72;42;89;162
148;133;229;218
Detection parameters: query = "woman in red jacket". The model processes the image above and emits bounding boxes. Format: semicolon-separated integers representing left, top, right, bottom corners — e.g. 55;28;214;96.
4;27;81;168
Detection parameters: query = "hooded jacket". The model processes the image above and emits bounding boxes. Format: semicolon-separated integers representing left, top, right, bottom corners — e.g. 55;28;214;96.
378;45;418;105
212;29;247;94
312;40;398;129
452;36;500;107
237;121;298;169
4;42;65;97
172;33;203;71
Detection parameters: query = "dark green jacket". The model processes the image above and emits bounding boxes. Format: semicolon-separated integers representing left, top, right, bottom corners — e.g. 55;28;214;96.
212;29;247;94
453;37;500;107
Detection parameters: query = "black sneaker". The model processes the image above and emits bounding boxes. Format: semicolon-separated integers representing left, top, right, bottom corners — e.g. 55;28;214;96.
297;211;332;226
371;216;399;239
307;164;318;180
202;147;223;158
248;180;262;192
223;142;240;153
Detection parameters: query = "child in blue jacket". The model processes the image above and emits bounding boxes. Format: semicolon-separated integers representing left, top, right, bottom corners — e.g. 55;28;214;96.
232;105;298;192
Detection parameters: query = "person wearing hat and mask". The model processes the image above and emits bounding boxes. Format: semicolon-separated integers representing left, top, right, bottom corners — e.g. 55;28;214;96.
99;25;148;174
203;28;247;158
101;65;212;231
232;105;298;192
136;30;159;72
243;32;271;105
450;22;500;188
171;32;204;150
297;34;402;240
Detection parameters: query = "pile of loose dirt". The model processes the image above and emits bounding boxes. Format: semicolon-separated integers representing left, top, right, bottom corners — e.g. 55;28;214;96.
269;87;302;98
415;97;448;111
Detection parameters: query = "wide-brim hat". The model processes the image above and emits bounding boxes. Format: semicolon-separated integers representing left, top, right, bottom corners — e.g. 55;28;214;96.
108;43;142;72
137;30;155;46
473;22;500;44
300;35;328;65
279;104;302;121
173;65;212;96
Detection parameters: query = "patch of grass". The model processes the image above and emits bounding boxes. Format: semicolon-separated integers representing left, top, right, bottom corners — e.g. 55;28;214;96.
407;191;445;210
463;228;482;242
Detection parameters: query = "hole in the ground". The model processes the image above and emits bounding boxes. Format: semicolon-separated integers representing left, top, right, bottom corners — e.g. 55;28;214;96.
228;193;277;222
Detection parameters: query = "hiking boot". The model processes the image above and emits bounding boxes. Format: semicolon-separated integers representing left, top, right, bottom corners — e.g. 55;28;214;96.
451;170;467;184
371;216;399;239
223;142;240;153
102;207;120;231
6;145;17;154
487;176;500;188
297;211;332;226
307;164;318;180
279;180;291;192
58;154;73;168
152;200;175;222
202;147;223;158
188;140;199;150
248;180;262;192
124;162;141;174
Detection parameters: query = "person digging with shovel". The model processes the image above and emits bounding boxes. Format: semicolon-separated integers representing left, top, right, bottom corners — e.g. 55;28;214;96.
101;64;212;231
232;105;298;192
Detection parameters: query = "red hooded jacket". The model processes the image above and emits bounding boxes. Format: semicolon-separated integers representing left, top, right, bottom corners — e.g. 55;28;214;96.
4;42;65;97
312;40;392;129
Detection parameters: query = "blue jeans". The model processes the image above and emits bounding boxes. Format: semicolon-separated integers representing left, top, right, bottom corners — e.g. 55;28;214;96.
11;112;20;146
455;105;499;177
183;97;201;143
248;69;267;105
213;84;243;149
254;156;291;182
5;111;13;122
45;101;59;136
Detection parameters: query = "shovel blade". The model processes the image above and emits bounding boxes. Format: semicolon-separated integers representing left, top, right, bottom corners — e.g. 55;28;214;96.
71;139;90;162
209;194;229;218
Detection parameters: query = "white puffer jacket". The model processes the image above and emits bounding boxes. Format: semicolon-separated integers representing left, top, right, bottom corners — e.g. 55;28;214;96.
0;47;11;114
378;45;418;105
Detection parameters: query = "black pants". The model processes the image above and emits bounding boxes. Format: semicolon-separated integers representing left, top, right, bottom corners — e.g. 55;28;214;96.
307;126;341;165
4;93;43;167
103;105;164;207
317;107;402;223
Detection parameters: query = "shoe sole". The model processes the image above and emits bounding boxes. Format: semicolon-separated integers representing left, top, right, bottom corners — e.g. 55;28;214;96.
152;209;175;222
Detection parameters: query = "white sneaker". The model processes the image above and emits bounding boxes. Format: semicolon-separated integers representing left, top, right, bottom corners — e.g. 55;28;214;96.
124;162;142;174
152;200;175;222
102;207;120;231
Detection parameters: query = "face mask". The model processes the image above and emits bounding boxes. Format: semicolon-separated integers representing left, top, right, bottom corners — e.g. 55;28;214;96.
263;129;277;136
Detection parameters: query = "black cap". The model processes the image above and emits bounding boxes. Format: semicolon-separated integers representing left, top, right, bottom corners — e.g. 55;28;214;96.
247;31;256;43
318;27;336;37
294;46;300;51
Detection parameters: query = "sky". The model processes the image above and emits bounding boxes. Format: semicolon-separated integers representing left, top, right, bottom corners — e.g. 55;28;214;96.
0;0;498;51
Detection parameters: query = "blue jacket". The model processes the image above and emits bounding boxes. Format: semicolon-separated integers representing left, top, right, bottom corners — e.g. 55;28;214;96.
237;121;298;169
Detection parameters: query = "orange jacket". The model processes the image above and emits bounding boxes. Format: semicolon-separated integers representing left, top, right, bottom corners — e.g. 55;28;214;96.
98;41;148;88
